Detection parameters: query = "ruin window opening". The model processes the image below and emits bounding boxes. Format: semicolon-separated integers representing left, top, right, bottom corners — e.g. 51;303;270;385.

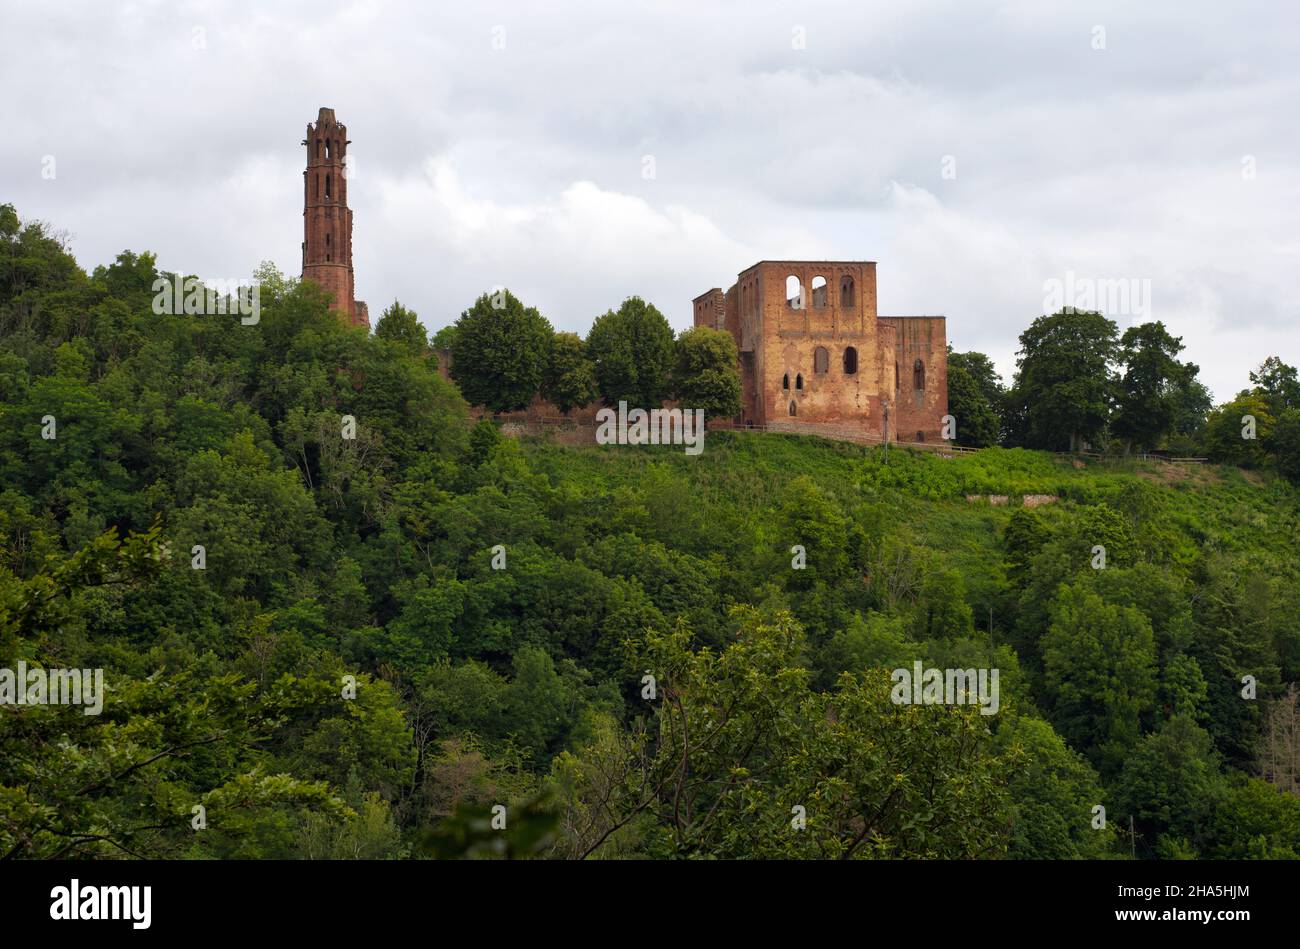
789;401;797;416
325;174;332;199
796;373;804;390
811;275;828;308
913;359;925;391
786;275;803;310
840;275;856;308
843;347;858;374
814;346;829;374
916;431;925;443
782;373;789;390
325;139;332;160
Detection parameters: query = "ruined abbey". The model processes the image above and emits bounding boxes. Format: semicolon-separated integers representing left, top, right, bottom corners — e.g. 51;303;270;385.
295;111;944;438
301;108;368;329
693;262;947;442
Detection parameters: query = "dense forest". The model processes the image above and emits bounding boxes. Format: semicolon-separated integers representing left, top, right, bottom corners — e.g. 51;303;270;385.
2;202;1298;860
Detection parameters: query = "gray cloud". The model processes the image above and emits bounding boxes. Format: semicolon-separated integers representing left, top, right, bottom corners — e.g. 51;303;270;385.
2;0;1296;400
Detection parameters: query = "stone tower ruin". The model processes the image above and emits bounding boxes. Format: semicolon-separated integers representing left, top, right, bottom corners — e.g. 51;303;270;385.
302;107;368;329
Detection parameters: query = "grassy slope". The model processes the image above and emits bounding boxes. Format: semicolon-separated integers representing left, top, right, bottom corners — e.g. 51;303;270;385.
518;429;1300;607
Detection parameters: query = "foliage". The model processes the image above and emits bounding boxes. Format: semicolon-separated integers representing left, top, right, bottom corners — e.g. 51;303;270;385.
585;296;675;408
449;289;553;412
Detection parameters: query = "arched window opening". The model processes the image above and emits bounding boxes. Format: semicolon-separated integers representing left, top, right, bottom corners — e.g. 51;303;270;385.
325;139;332;160
843;347;858;375
782;373;790;390
811;275;828;308
786;275;804;310
913;359;926;391
796;373;804;390
325;174;332;199
789;401;797;417
814;346;829;374
840;275;856;308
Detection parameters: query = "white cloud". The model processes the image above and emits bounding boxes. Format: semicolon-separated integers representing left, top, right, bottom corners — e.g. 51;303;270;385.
1;0;1296;400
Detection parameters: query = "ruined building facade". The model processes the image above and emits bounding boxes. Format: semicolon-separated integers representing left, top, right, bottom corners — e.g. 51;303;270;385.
693;261;947;442
302;107;369;329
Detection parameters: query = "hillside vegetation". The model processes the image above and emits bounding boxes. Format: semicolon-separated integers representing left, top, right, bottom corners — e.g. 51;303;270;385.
2;204;1298;860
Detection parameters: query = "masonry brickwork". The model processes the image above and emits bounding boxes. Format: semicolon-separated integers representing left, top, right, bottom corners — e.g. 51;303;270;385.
693;261;947;441
302;107;368;329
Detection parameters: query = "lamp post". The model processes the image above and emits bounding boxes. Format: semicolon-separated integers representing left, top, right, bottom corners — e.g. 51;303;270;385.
882;399;890;466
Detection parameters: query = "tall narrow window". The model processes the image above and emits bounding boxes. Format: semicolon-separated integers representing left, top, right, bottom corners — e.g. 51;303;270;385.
814;347;829;374
789;401;797;416
895;361;900;389
325;174;332;199
782;373;790;390
786;275;803;310
840;275;856;308
913;359;925;391
843;347;858;375
796;373;804;390
811;275;828;308
325;139;332;160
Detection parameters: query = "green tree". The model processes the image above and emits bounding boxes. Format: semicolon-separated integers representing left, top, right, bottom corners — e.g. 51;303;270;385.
945;359;1000;447
1268;408;1300;483
541;331;598;414
1041;583;1158;776
947;348;1004;409
1009;310;1118;451
374;300;427;355
585;296;675;408
672;325;742;420
1203;392;1273;467
1249;356;1300;416
450;290;553;412
1111;322;1186;452
993;716;1114;858
549;608;1016;859
1116;715;1222;855
1165;364;1213;439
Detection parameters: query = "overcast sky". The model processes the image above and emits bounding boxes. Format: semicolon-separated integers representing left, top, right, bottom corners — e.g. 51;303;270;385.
3;0;1297;400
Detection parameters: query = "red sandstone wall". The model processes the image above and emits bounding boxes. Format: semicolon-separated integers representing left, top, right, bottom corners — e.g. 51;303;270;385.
880;316;948;442
692;261;948;440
